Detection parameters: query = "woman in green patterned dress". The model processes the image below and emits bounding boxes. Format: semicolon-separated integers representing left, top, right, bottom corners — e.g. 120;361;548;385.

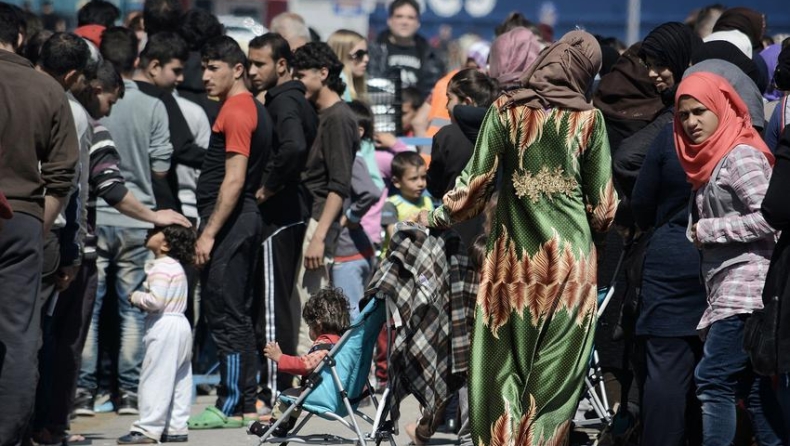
416;30;617;446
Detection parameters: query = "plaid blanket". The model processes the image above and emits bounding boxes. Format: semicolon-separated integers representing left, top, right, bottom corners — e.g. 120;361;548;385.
367;223;478;420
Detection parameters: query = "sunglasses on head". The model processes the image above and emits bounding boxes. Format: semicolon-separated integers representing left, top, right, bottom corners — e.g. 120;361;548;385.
350;49;369;60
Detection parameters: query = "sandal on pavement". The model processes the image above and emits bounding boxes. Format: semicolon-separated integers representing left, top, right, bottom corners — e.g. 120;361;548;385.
187;406;243;429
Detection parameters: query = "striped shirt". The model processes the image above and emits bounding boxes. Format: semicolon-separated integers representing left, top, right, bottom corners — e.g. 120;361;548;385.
694;145;777;329
130;256;188;314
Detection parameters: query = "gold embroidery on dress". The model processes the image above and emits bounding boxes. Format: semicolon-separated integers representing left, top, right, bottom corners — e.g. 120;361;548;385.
512;166;578;203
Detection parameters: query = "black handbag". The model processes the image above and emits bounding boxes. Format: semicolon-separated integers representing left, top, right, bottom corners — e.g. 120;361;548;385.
743;294;780;376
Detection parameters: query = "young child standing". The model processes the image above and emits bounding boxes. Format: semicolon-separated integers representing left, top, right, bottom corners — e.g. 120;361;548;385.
260;287;351;437
117;225;196;445
380;151;434;247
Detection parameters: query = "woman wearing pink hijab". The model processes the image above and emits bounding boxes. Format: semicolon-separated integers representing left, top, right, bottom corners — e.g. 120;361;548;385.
674;71;784;446
488;26;543;91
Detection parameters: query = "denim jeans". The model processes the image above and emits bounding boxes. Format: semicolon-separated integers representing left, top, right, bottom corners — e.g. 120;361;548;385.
332;257;373;321
694;315;785;446
776;374;790;442
78;226;150;394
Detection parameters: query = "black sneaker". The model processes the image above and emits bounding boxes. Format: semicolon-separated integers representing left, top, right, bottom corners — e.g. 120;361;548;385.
117;391;139;415
73;388;95;417
160;434;188;443
117;432;157;444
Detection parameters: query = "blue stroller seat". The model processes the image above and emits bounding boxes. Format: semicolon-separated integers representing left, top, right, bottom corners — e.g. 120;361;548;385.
252;297;396;445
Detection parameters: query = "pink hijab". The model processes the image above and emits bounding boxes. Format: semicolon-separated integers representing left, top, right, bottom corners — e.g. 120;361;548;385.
488;27;542;87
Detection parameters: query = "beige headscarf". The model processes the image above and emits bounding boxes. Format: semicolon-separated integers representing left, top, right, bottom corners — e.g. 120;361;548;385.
501;30;602;111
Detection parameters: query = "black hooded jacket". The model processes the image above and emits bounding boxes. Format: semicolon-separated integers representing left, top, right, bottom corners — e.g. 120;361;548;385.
367;30;446;98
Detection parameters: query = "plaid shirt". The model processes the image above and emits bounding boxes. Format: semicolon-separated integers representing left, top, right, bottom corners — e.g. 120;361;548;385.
694;145;777;329
367;223;477;420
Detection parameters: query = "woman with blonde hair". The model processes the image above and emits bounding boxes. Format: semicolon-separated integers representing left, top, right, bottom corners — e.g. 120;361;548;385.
327;29;369;101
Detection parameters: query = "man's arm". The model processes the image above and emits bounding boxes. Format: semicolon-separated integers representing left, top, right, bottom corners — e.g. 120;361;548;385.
114;191;190;227
43;195;68;234
303;191;344;270
262;102;309;197
195;153;247;266
42;93;80;232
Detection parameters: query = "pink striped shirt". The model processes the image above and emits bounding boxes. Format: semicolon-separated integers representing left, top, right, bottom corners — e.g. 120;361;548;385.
130;256;188;315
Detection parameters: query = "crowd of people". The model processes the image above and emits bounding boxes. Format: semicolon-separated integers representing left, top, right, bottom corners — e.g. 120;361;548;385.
1;0;790;445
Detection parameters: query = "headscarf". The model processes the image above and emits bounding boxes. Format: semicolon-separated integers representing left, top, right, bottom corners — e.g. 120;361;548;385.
599;44;620;77
674;71;773;190
467;40;491;69
74;25;105;48
760;44;782;100
692;40;766;92
640;23;701;83
594;42;664;122
488;27;543;87
703;29;753;58
684;59;765;130
711;7;765;51
501;30;601;111
774;44;790;91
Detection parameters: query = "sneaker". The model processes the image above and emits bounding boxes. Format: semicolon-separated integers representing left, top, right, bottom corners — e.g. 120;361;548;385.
72;389;95;417
160;434;188;443
117;432;158;444
117;391;139;415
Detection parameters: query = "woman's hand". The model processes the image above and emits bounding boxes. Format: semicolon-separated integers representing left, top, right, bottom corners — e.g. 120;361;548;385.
691;223;703;248
413;210;431;227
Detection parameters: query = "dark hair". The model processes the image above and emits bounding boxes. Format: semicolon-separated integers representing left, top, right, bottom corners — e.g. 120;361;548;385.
100;26;138;75
0;2;24;49
94;59;124;97
388;0;420;17
155;224;196;265
143;0;182;35
448;68;498;108
495;12;532;37
78;0;120;27
139;31;188;68
391;151;425;179
349;100;374;140
401;86;424;109
23;29;53;65
22;10;42;44
40;32;90;77
249;33;293;69
303;287;351;336
693;4;726;36
179;8;223;52
201;35;247;67
469;234;487;270
292;41;345;95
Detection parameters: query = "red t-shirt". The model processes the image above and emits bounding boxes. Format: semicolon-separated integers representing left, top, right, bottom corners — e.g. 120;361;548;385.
212;92;258;157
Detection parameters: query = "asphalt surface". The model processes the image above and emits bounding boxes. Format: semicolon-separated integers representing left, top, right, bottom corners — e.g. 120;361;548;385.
69;394;459;446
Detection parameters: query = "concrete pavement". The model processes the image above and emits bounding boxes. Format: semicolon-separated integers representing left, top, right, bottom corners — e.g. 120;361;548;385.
69;394;459;446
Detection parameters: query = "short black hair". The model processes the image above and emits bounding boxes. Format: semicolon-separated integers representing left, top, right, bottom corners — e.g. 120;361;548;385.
448;68;499;108
23;29;53;65
94;59;124;98
201;35;247;68
388;0;420;17
100;26;138;75
0;2;24;50
292;41;345;95
139;31;188;68
179;8;223;52
249;32;293;69
391;151;425;179
401;86;424;109
494;12;532;36
40;32;90;77
303;287;351;336
143;0;182;35
159;225;196;265
349;99;374;140
78;0;120;27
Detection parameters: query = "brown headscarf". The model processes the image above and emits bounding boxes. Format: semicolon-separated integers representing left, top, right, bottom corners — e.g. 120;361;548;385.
593;42;664;122
501;30;602;111
712;7;765;50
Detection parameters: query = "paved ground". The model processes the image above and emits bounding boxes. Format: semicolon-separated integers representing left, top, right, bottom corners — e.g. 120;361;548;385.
70;394;459;446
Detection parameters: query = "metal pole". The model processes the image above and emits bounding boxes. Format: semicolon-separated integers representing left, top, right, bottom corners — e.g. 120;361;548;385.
626;0;641;45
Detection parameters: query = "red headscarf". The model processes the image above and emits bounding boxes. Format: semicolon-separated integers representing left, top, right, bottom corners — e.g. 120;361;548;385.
673;71;773;190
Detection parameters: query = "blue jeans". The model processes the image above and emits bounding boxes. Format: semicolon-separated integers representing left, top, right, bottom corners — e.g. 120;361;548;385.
777;374;790;442
694;315;785;446
78;226;150;394
332;258;372;321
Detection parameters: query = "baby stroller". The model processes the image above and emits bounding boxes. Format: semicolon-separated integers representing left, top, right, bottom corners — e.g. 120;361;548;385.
249;296;398;446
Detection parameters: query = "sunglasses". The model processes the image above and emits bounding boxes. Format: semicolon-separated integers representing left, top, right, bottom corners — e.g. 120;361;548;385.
350;49;369;61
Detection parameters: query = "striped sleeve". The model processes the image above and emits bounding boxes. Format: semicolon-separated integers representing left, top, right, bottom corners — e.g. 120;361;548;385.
89;123;128;206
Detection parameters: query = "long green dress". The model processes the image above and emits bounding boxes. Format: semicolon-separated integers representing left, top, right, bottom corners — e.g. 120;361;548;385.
428;95;617;446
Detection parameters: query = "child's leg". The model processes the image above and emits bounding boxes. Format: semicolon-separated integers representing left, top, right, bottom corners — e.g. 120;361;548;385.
166;327;193;436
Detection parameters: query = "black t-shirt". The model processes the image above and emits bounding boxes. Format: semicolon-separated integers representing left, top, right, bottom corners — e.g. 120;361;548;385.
386;42;421;90
196;92;272;219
